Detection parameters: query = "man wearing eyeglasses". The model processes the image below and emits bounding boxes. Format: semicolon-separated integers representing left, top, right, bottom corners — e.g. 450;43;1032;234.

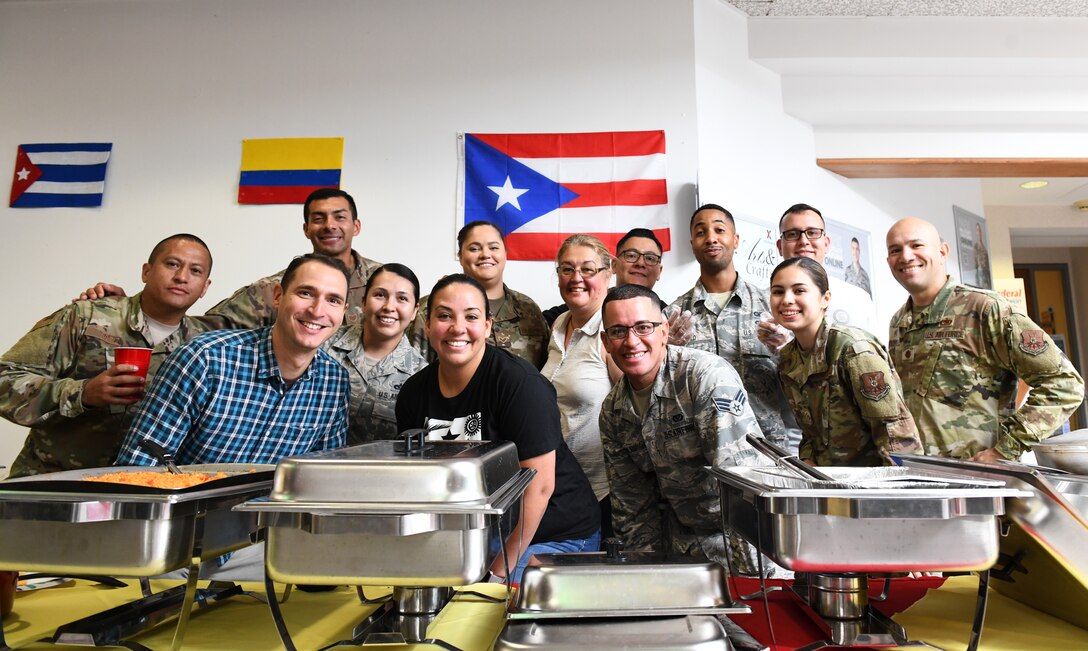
597;283;770;576
772;203;876;337
668;204;793;450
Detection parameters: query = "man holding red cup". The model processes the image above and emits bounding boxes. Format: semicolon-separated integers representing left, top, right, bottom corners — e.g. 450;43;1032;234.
0;234;213;477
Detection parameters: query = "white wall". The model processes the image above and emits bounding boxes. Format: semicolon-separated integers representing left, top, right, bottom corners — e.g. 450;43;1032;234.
691;0;986;331
0;0;701;468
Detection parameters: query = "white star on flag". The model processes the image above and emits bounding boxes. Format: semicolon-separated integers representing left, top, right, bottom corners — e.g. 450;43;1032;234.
487;176;529;211
16;168;30;181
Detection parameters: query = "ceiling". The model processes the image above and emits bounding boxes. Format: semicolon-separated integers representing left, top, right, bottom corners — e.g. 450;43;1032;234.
722;0;1088;249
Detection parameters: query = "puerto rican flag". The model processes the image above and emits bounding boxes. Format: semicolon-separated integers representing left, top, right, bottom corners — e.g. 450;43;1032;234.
9;143;112;208
458;131;669;260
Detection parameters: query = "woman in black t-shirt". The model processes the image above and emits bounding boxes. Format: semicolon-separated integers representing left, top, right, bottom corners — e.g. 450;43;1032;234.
396;274;600;583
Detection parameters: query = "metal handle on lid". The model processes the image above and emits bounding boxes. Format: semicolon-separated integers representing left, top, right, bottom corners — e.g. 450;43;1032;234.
745;434;835;482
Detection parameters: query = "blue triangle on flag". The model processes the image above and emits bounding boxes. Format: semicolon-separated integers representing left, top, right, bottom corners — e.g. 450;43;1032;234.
463;134;579;236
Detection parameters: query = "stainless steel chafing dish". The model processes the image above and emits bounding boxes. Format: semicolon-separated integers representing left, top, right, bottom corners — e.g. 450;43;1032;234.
0;464;273;576
900;455;1088;631
237;438;534;586
497;616;737;651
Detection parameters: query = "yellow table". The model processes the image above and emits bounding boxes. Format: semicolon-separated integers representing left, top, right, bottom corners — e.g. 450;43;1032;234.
3;576;1085;650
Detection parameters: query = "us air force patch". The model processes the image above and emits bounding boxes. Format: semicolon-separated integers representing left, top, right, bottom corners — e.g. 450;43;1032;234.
713;389;747;416
859;371;890;401
1019;330;1048;356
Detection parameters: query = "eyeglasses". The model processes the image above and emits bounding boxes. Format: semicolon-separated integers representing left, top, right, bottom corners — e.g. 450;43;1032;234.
604;321;663;341
557;265;607;278
618;249;662;266
781;228;825;242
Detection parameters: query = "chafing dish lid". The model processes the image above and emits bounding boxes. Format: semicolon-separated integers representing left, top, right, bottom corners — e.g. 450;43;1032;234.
268;440;521;504
1034;429;1088;452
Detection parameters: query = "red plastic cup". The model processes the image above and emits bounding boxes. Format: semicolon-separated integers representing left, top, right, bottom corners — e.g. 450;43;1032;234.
114;347;152;381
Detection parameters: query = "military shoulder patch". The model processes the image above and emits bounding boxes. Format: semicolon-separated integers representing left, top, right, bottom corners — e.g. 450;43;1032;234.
713;389;748;416
1019;330;1049;356
859;371;891;401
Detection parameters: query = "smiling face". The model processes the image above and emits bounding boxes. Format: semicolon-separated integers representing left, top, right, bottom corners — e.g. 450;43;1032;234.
690;208;739;274
363;270;418;345
272;260;348;354
886;217;949;305
769;264;830;336
425;281;493;371
558;244;611;314
458;223;506;288
303;197;360;260
601;296;669;391
777;209;830;262
140;238;213;323
613;236;663;288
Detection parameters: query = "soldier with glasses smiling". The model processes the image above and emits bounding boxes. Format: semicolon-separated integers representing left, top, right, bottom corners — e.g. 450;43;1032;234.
598;283;771;576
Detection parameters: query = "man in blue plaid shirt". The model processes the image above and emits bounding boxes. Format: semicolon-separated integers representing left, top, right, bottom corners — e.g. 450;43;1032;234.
116;253;351;467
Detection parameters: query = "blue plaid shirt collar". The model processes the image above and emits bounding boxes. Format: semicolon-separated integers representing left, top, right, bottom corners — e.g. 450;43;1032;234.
257;326;322;384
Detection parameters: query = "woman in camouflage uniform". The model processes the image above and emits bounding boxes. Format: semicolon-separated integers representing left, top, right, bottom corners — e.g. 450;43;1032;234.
326;263;427;444
769;257;922;467
409;221;549;369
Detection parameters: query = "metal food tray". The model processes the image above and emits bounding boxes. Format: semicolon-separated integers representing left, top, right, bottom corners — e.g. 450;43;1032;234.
496;616;736;650
236;440;534;587
0;464;273;576
899;455;1088;630
710;465;1026;572
508;551;749;619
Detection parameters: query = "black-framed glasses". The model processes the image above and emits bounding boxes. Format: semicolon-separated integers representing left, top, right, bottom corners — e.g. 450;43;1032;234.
604;321;663;341
781;228;825;242
557;265;607;278
618;249;662;266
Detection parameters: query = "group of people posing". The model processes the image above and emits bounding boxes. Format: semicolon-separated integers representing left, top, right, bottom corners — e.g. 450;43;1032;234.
0;189;1083;583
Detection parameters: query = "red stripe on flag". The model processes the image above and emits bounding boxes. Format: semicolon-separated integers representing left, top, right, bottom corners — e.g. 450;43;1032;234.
238;185;331;204
505;229;671;261
472;131;665;159
563;180;668;208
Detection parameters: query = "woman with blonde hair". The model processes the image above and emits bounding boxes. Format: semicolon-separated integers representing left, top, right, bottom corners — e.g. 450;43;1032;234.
541;234;622;539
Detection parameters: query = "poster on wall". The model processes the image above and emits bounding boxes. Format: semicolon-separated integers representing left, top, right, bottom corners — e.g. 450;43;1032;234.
9;143;112;208
953;205;992;289
238;137;343;204
824;219;873;297
732;214;779;289
457;131;669;260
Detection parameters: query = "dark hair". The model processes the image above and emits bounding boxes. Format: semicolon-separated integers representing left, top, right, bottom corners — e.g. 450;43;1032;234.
851;237;860;245
427;273;490;321
601;283;667;320
615;228;663;255
365;263;420;303
148;233;213;273
280;253;351;292
770;256;829;295
303;188;358;223
457;220;504;253
689;203;735;230
778;203;824;231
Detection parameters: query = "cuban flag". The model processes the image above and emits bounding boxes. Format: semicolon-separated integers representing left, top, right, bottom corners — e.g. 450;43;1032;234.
9;143;112;208
459;131;669;260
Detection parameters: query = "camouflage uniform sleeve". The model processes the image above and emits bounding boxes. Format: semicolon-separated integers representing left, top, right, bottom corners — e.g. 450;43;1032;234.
0;304;93;426
406;296;435;363
200;276;280;330
988;304;1086;458
841;343;923;463
694;358;764;468
599;393;664;552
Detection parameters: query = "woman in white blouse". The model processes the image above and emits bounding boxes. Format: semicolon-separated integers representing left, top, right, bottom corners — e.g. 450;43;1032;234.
541;234;622;539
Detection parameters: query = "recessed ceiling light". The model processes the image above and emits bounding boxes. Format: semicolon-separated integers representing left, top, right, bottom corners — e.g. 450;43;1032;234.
1020;180;1049;189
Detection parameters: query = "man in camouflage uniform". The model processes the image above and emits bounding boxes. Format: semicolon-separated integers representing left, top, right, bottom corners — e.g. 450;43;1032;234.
0;234;213;477
76;188;381;329
326;324;427;444
668;204;793;449
777;321;922;467
599;284;768;576
408;286;549;369
886;217;1084;461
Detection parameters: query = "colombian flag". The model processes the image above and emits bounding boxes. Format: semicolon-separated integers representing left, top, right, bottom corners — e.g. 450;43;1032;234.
238;137;344;204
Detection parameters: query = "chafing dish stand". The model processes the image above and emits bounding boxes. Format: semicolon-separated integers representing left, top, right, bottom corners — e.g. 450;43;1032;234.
710;464;1028;651
0;465;273;651
237;435;535;650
